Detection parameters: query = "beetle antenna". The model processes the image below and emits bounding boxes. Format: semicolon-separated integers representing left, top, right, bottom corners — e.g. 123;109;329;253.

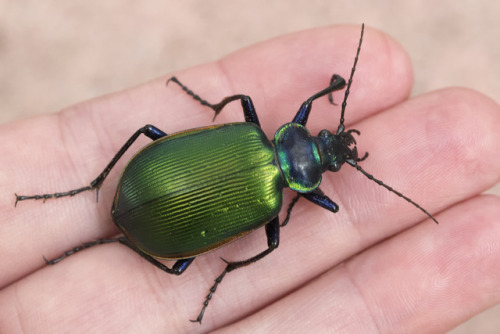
346;159;439;224
332;23;364;135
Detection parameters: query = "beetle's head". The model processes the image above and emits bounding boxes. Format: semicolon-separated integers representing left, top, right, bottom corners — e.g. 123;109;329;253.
316;126;365;172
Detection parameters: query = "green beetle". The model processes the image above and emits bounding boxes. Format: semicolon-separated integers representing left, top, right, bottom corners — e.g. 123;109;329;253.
114;122;283;260
15;24;437;323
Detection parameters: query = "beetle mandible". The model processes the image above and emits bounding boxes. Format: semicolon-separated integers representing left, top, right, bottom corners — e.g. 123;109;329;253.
15;24;438;324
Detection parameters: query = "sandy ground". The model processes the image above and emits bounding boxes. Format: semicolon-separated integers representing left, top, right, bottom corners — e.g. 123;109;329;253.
1;1;499;332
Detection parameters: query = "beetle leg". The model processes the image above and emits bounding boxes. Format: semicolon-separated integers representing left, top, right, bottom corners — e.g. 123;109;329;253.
44;237;124;264
191;217;280;324
281;193;301;227
15;124;167;205
280;189;338;228
44;236;194;274
118;237;195;275
293;25;364;128
167;76;260;125
291;74;346;126
301;188;339;213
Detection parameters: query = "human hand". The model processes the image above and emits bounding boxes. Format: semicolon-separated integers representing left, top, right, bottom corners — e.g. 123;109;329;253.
1;25;500;333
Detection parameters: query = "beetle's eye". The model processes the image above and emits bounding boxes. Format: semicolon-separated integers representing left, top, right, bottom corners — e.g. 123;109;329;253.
329;161;341;172
318;130;331;138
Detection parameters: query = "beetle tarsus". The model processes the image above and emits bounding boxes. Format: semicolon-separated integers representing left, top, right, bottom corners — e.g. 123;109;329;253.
167;76;261;125
14;185;93;206
167;76;214;110
14;125;168;206
190;269;227;324
192;218;280;323
43;238;124;265
327;74;344;106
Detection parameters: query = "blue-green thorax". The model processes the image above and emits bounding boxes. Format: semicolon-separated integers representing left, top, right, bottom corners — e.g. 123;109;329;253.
274;123;360;193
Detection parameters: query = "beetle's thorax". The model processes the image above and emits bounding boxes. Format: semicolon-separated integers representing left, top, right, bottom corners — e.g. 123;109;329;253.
273;123;323;193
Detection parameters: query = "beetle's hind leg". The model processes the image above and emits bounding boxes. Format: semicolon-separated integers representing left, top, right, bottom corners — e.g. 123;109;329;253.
15;124;167;206
118;237;194;275
44;237;124;264
191;217;280;324
167;77;260;126
44;236;194;275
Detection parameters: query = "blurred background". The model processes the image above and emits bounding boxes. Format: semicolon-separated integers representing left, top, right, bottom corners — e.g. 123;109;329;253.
1;1;499;332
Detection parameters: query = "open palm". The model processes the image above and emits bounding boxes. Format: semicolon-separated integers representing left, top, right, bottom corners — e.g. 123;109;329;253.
1;25;500;333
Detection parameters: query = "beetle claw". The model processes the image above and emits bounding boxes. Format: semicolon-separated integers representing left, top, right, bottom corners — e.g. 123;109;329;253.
189;314;203;324
212;110;221;122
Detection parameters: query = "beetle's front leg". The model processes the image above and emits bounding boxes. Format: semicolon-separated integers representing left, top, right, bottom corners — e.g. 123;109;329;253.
167;77;260;126
291;74;346;126
301;188;339;213
191;217;280;324
15;124;167;205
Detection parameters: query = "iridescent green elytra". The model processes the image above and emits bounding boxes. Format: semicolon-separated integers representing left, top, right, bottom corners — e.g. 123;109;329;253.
113;122;283;259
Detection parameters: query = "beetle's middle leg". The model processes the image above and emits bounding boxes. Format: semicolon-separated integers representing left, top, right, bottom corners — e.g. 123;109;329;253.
15;124;167;205
191;216;280;324
167;77;260;126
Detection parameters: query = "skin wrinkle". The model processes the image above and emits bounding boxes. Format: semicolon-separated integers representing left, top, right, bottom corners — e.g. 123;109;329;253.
13;283;26;334
380;32;411;103
250;75;268;128
137;256;169;318
213;59;242;122
343;262;383;334
91;96;124;167
420;89;500;195
50;111;109;250
55;109;106;235
56;111;86;187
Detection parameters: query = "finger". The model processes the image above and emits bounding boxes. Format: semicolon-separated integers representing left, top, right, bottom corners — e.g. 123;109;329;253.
0;25;412;287
215;196;500;334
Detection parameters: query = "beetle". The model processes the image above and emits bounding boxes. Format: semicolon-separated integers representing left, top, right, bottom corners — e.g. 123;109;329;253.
15;24;438;324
